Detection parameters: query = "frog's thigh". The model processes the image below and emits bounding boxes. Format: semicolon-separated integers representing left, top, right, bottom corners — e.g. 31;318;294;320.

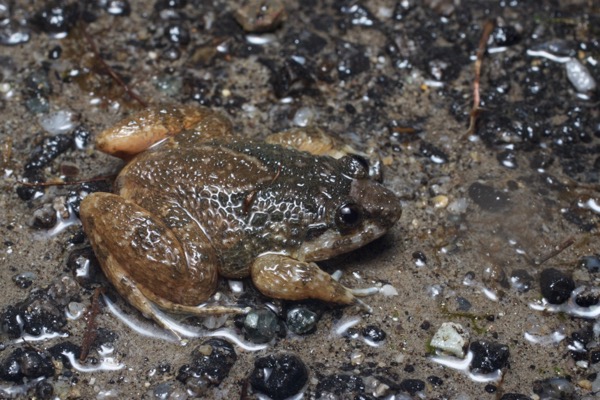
250;254;357;305
80;192;219;310
95;104;232;159
265;127;346;157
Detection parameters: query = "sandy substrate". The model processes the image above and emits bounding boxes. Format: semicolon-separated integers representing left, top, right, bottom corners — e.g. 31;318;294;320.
1;0;599;399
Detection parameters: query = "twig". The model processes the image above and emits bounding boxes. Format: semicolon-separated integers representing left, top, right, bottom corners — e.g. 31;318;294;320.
466;20;495;136
79;24;148;108
534;236;575;266
80;287;106;362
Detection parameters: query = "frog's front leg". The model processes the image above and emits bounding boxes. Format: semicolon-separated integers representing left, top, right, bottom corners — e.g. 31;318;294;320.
95;104;233;159
250;254;372;311
80;193;244;331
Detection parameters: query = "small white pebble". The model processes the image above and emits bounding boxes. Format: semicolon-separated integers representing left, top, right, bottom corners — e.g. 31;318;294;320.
565;58;597;92
380;284;398;296
39;110;77;135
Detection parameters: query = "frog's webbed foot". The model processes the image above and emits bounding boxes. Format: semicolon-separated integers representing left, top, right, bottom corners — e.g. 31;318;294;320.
95;104;233;160
250;254;372;312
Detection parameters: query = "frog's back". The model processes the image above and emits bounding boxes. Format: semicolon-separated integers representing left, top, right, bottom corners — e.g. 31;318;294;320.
115;134;351;277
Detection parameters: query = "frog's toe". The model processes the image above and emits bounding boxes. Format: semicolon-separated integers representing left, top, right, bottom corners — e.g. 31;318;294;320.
250;254;362;307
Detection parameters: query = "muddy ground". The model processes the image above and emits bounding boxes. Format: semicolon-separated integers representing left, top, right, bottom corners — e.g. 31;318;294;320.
1;0;599;399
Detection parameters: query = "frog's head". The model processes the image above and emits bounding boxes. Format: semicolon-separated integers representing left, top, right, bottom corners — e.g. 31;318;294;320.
299;155;402;262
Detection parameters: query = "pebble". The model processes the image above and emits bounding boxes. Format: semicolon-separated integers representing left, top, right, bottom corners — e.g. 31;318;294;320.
430;322;470;358
419;141;448;164
25;134;73;171
286;307;318;334
164;24;190;45
35;379;54;399
574;286;600;307
491;26;520;47
32;3;79;37
399;379;425;395
532;377;575;399
249;353;308;400
337;41;370;80
362;325;387;342
0;348;55;382
468;182;510;212
469;340;510;374
243;308;282;343
455;297;472;311
565;58;597;93
234;0;287;32
39;110;78;135
499;394;531;400
12;272;36;289
65;181;110;217
154;0;187;11
539;268;575;304
177;339;236;388
427;375;443;387
46;342;82;370
510;269;533;292
0;21;30;46
102;0;131;16
316;374;364;397
32;203;57;229
66;247;99;288
72;126;91;149
578;255;600;273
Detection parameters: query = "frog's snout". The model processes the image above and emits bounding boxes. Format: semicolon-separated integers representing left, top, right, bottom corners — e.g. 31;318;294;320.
350;179;402;230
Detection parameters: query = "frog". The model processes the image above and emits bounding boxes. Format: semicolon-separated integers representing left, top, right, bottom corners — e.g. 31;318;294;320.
79;104;402;330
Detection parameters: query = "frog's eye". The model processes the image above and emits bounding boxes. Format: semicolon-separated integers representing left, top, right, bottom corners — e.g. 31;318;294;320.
340;155;369;179
336;202;362;228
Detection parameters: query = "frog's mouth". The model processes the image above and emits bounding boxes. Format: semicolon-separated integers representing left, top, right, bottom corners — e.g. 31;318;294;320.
299;179;402;261
299;222;388;262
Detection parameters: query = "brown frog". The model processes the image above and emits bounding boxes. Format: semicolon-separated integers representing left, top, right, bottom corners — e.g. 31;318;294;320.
80;104;401;329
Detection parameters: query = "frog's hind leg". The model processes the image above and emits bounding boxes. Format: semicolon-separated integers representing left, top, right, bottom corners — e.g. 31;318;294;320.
80;193;244;332
95;104;233;160
250;254;372;312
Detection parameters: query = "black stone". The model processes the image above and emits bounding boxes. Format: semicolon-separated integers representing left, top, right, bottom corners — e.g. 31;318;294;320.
250;354;308;400
412;251;427;263
25;134;73;171
164;24;190;45
491;26;521;47
468;182;511;212
336;40;370;80
539;268;575;304
32;2;80;36
510;269;533;292
419;141;448;164
0;348;54;382
574;286;600;307
16;168;45;200
399;379;425;395
47;341;82;368
469;340;510;374
578;255;600;273
102;0;131;16
316;373;365;397
532;377;575;399
500;394;531;400
590;350;600;364
177;339;237;386
35;379;54;399
362;325;386;342
427;375;443;386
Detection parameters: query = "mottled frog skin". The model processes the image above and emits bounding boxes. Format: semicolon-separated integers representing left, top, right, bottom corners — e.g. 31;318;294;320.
80;104;401;328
